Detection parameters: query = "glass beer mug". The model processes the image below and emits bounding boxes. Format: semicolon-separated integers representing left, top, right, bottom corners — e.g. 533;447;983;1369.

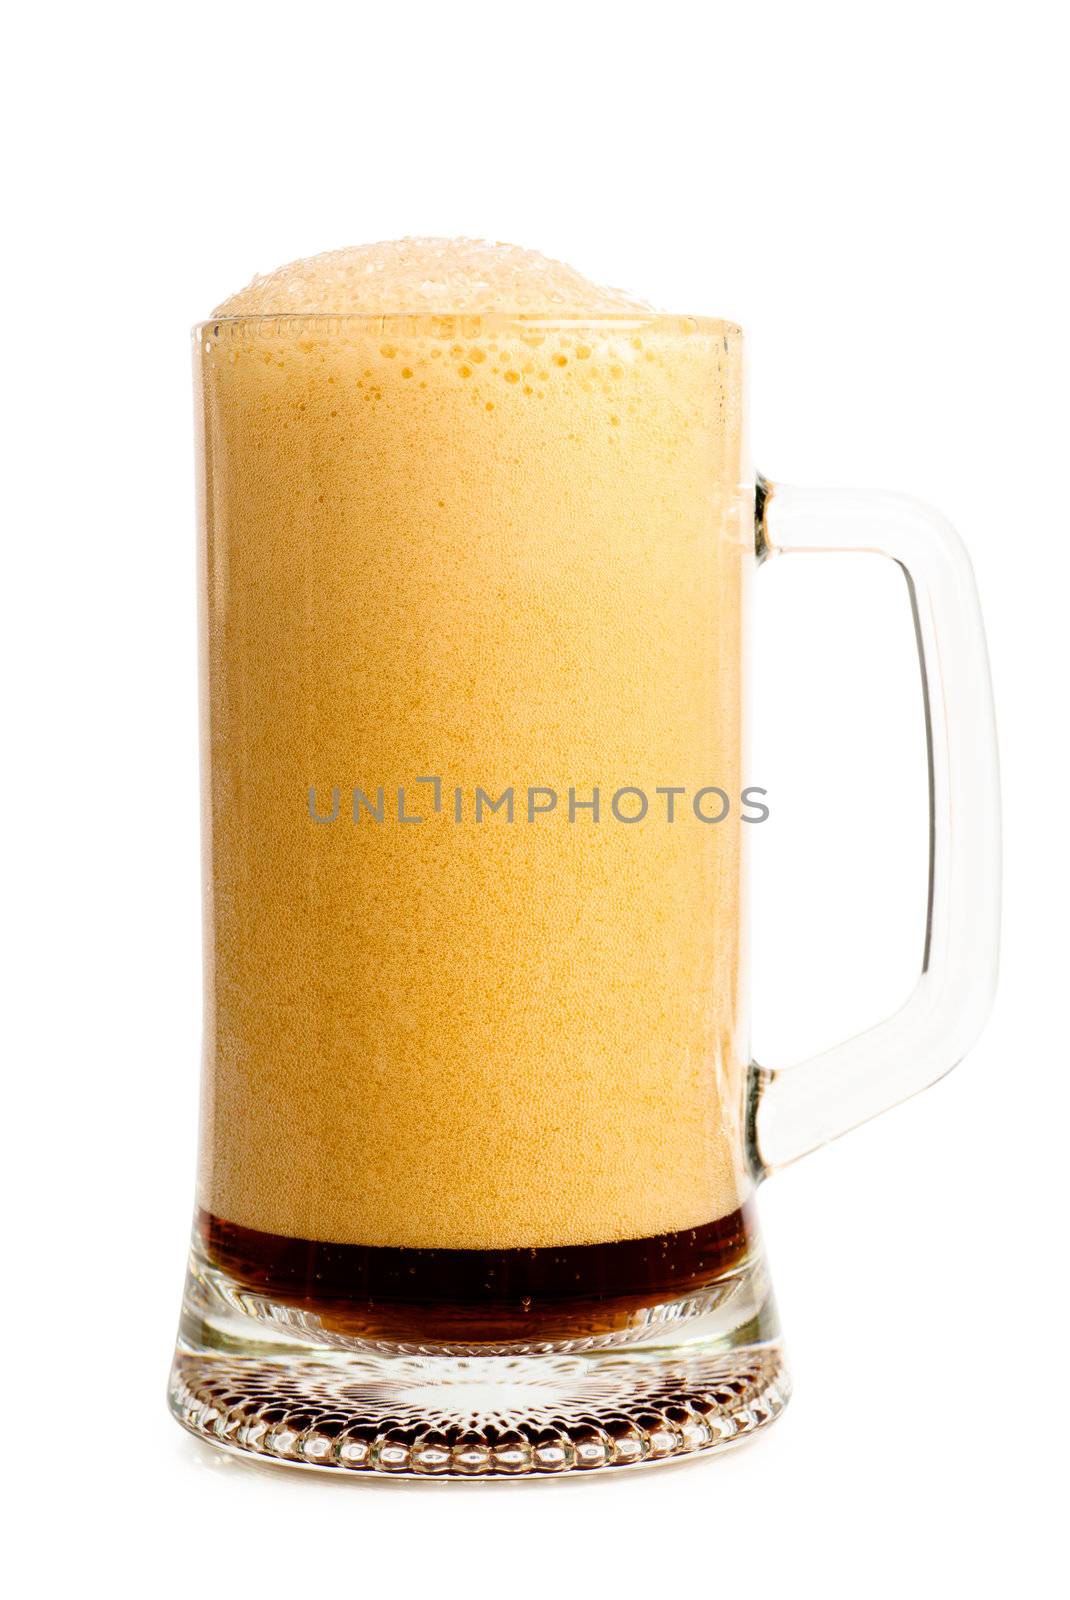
169;241;1000;1476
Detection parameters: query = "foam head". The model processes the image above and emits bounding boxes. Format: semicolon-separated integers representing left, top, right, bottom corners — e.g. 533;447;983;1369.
213;237;651;318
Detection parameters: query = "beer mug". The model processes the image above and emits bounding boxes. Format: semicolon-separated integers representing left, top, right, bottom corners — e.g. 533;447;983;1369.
169;242;1000;1476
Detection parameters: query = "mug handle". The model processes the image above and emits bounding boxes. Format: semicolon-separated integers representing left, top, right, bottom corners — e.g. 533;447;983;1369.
747;478;1001;1177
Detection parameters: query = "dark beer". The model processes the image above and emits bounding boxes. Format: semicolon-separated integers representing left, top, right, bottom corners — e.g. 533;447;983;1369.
199;1203;757;1343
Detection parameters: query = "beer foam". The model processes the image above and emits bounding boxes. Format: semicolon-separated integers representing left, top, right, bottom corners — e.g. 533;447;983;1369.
213;237;651;318
199;247;749;1251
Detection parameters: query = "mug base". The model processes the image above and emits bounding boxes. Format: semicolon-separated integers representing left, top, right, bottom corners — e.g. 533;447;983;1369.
168;1238;788;1477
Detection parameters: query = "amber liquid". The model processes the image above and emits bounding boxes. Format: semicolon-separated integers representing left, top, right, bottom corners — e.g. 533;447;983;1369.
200;1203;756;1343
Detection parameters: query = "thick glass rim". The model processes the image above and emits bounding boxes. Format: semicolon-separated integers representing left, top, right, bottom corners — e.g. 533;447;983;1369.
194;312;741;340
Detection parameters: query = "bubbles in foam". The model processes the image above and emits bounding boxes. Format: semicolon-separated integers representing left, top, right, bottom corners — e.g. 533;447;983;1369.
213;237;652;318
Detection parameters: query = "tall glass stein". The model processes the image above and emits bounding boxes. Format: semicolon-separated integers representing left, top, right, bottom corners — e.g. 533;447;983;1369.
169;240;999;1475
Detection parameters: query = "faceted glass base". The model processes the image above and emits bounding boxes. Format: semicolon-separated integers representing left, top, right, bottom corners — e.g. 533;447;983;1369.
169;1239;788;1477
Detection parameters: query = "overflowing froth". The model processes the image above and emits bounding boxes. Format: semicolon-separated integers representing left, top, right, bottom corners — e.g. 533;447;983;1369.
213;237;652;318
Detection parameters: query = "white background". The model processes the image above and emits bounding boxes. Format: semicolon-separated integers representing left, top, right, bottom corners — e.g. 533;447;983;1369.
4;1;1066;1593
